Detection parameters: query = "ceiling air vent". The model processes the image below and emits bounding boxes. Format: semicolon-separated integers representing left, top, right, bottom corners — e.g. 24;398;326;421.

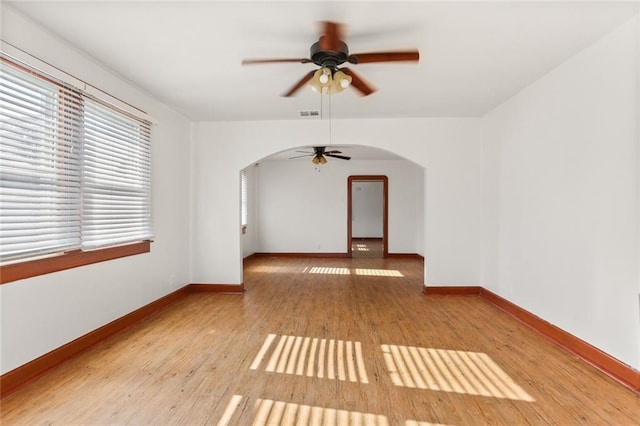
299;110;320;118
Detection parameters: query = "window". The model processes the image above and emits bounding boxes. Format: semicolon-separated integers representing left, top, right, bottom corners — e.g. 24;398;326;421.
82;99;152;249
0;59;83;263
0;56;152;282
240;169;248;232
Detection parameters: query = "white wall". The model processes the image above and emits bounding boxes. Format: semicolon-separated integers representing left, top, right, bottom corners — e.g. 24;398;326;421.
0;7;192;374
256;160;418;253
191;117;482;286
481;16;640;369
352;181;384;239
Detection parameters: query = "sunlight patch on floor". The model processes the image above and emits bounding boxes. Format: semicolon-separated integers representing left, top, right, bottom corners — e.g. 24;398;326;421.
354;244;370;252
382;345;534;401
217;394;454;426
249;265;309;273
250;334;369;384
250;334;278;370
216;394;244;426
253;399;389;426
355;268;403;277
309;266;351;275
305;267;403;277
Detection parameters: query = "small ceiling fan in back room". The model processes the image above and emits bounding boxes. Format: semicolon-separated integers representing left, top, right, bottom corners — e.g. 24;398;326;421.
289;146;351;164
242;21;420;96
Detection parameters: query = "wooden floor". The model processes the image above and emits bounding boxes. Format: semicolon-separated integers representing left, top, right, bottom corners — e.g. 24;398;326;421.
2;256;639;425
351;239;383;258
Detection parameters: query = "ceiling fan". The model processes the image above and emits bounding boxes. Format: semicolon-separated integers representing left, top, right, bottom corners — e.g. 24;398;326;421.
242;21;419;96
289;146;351;164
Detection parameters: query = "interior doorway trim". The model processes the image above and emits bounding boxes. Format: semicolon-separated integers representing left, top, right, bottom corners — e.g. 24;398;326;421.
347;175;388;258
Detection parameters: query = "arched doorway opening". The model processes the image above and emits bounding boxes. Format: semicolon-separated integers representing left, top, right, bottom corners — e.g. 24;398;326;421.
239;145;425;286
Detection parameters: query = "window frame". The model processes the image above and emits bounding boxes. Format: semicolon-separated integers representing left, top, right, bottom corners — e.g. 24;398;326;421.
0;241;150;284
0;57;153;284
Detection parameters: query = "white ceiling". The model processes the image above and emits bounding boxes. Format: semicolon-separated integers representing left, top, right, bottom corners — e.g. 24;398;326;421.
5;1;639;124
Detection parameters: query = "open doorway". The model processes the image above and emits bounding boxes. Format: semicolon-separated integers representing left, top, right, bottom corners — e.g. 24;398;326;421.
347;175;388;258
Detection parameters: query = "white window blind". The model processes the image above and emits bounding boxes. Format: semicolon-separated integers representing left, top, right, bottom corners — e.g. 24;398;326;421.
241;169;248;227
0;57;152;265
0;61;83;263
82;99;152;249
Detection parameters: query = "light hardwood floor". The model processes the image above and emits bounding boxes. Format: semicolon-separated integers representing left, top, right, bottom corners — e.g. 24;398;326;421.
1;256;639;425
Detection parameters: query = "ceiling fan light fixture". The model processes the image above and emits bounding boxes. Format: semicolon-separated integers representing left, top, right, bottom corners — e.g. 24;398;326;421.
319;71;331;84
319;155;328;164
312;155;321;164
309;67;333;93
329;69;352;94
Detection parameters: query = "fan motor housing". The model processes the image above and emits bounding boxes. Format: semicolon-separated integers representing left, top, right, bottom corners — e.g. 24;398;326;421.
310;39;349;68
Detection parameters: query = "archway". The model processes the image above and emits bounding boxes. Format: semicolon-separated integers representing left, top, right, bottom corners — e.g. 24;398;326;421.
239;144;425;285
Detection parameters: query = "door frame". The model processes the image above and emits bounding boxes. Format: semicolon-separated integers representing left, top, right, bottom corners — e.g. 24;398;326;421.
347;175;389;258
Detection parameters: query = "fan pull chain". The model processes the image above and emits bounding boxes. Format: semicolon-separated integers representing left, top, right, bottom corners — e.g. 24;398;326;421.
328;90;332;148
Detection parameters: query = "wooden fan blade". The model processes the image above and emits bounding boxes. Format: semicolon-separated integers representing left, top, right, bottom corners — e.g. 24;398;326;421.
242;58;312;65
320;21;342;52
324;150;342;154
283;70;316;97
347;50;419;64
289;153;314;159
325;153;351;160
341;68;376;96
